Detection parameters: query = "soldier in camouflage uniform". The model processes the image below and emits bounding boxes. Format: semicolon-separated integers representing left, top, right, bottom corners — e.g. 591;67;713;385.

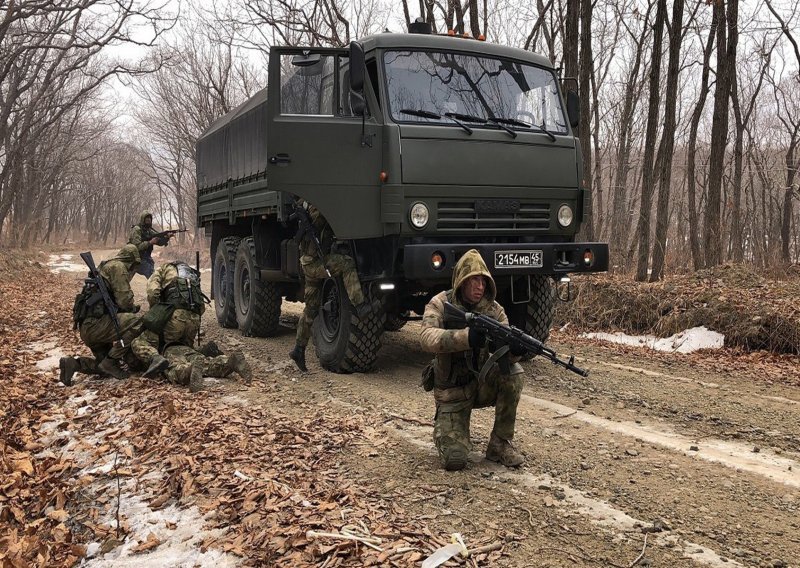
289;200;373;372
59;245;145;386
420;249;525;471
128;211;168;278
131;260;252;392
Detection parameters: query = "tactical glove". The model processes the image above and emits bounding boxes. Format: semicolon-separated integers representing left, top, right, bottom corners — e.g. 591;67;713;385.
468;327;487;349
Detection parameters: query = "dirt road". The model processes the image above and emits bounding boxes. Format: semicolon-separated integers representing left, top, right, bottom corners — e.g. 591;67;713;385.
37;251;800;566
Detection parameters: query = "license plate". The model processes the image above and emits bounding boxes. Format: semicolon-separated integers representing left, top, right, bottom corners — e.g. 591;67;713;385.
494;250;543;268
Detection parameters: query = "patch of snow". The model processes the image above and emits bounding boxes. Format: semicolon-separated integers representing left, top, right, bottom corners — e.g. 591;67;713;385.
48;254;87;274
27;339;67;372
581;327;724;353
82;491;237;568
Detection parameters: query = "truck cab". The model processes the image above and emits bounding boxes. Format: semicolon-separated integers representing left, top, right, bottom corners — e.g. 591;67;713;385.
197;30;608;373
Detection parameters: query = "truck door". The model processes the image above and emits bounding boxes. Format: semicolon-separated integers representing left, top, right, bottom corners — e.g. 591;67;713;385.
267;47;383;239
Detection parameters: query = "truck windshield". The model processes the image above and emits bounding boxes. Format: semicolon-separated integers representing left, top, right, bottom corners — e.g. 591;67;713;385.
384;50;568;135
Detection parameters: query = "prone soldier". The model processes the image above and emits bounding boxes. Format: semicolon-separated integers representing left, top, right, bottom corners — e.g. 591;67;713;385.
60;245;145;385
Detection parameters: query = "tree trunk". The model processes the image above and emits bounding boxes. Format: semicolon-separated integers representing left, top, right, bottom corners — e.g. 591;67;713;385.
650;0;685;281
632;0;667;281
703;0;737;268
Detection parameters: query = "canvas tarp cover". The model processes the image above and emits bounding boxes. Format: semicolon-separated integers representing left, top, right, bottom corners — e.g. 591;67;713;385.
196;86;269;189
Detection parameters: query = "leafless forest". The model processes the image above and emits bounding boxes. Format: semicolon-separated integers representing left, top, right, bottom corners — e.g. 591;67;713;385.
1;0;799;280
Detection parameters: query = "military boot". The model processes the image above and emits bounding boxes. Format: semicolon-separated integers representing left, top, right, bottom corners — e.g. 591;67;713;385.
142;354;169;378
188;362;204;393
438;442;468;472
98;357;130;380
229;350;252;384
198;341;222;358
486;432;524;467
289;344;307;372
59;357;79;386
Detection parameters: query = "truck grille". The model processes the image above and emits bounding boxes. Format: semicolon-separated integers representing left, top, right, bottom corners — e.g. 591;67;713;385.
437;201;550;232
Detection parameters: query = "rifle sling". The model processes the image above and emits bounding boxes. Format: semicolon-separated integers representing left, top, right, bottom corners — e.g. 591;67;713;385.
477;344;510;383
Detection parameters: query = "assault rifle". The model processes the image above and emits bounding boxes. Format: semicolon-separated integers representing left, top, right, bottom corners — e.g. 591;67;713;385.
152;228;188;246
289;201;331;277
79;251;126;347
443;302;589;377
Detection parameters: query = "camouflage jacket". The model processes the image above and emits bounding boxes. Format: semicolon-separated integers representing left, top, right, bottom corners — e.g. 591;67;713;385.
101;244;140;312
147;262;205;316
420;249;508;388
128;211;158;255
297;202;334;262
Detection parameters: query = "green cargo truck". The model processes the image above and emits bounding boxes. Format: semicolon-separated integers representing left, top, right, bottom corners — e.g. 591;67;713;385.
196;27;609;373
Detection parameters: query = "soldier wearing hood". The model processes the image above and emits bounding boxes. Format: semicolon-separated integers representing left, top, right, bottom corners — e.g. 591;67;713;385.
420;249;525;471
128;211;166;278
60;244;145;385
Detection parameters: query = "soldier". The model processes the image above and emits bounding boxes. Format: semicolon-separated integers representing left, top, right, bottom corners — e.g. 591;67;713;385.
159;341;252;393
288;200;374;372
130;260;251;390
128;211;168;278
419;249;526;471
59;245;144;386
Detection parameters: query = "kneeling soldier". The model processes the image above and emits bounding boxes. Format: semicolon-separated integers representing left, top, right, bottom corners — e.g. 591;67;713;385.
60;245;144;385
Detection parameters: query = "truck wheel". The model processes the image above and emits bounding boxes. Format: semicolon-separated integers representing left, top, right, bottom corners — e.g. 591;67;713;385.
313;277;385;373
234;237;281;337
506;276;555;344
384;311;408;332
213;236;240;328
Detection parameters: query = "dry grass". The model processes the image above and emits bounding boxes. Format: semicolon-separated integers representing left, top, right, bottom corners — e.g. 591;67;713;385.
557;263;800;354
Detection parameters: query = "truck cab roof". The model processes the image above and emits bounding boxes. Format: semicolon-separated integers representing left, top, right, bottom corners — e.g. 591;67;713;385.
359;32;555;70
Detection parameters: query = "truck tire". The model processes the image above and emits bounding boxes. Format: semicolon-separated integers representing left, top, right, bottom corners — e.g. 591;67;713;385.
384;312;408;332
506;276;555;343
234;237;281;337
313;277;385;373
213;236;241;328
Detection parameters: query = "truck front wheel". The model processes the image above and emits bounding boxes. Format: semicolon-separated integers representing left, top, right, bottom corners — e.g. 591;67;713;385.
506;275;556;344
213;236;241;328
234;237;281;337
313;277;385;373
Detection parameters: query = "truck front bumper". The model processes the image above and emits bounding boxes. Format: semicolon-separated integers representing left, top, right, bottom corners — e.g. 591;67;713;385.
402;242;609;281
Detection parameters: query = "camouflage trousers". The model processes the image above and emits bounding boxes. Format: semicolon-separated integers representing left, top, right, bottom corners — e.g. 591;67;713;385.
295;254;364;347
131;309;199;365
162;344;234;385
433;365;523;465
78;312;143;371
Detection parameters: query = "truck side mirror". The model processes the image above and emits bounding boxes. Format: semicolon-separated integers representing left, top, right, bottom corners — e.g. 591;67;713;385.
349;41;366;116
567;90;580;130
291;52;321;68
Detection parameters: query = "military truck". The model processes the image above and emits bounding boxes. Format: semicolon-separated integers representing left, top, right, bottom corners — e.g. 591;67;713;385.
196;26;609;373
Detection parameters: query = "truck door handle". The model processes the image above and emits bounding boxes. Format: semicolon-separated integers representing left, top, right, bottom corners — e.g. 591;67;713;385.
269;154;291;165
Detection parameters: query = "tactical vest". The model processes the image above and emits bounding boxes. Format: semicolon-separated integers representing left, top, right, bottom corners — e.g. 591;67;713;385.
72;269;112;328
162;262;204;315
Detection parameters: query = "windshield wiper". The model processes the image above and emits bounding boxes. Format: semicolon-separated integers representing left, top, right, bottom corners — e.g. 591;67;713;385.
442;112;476;135
400;108;441;120
486;117;518;139
488;116;557;142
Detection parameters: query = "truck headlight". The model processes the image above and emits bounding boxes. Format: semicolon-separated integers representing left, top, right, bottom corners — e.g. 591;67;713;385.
557;205;573;228
410;202;429;229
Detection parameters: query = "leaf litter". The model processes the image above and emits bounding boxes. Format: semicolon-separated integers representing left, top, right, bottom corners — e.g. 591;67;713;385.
1;251;507;567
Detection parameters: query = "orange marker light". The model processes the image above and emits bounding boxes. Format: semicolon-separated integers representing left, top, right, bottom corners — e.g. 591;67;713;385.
379;171;389;182
478;34;486;41
431;252;444;270
447;29;455;36
463;32;471;38
583;249;594;266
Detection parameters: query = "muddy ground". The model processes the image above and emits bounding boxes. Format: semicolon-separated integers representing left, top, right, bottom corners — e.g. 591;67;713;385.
17;250;800;567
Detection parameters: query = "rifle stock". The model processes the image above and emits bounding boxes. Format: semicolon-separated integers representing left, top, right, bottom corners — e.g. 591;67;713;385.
443;302;589;377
